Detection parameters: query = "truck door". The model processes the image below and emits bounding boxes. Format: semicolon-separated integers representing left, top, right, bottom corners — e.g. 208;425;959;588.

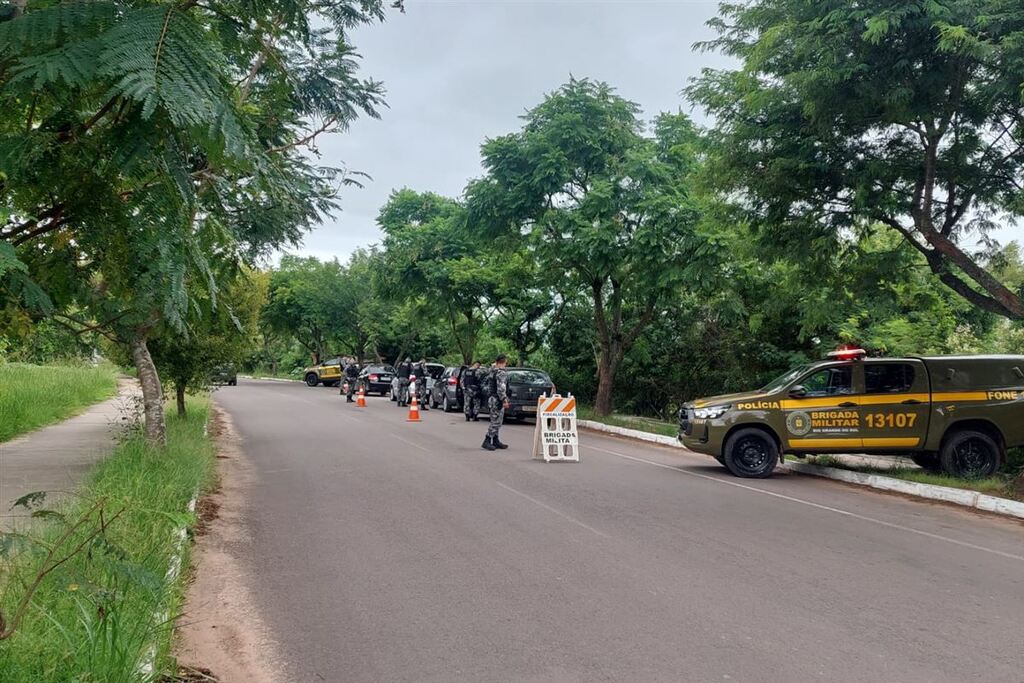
860;360;929;450
782;363;861;451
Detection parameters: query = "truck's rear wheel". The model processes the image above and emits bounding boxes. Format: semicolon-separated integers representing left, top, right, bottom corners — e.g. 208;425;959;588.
305;373;319;387
940;430;1002;479
723;428;779;479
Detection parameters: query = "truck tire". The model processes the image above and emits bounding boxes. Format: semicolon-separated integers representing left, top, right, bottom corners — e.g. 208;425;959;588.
910;452;941;472
939;430;1002;479
305;373;319;387
723;428;779;479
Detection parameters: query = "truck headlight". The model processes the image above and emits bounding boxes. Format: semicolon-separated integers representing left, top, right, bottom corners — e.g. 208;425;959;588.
694;405;730;419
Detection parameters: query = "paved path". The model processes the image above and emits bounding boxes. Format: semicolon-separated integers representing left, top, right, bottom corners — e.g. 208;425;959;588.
0;379;139;522
210;379;1024;683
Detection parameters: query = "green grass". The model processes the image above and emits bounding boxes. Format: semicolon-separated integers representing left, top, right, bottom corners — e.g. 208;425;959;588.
806;455;1019;500
0;397;217;682
577;406;679;438
0;362;119;442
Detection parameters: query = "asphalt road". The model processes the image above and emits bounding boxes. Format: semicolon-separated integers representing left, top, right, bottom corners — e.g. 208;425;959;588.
213;379;1024;683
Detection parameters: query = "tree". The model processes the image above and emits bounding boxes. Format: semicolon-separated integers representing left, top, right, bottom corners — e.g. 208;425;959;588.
378;189;498;363
690;0;1024;319
467;79;712;414
0;0;392;443
151;268;267;416
263;256;349;364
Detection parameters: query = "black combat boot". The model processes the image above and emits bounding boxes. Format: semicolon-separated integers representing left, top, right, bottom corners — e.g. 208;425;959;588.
492;436;509;450
465;413;472;421
481;437;496;451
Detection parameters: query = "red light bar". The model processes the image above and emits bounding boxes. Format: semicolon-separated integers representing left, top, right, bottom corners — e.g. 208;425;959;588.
826;348;867;361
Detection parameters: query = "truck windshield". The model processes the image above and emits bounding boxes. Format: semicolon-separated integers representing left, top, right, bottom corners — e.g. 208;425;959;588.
760;365;811;393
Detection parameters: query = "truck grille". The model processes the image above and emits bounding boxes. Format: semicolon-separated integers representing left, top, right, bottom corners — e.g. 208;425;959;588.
680;407;695;436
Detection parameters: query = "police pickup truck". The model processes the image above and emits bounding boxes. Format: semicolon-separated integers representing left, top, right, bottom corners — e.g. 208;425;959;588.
679;349;1024;479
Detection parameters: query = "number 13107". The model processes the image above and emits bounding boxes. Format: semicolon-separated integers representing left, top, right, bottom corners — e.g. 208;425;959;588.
865;413;917;429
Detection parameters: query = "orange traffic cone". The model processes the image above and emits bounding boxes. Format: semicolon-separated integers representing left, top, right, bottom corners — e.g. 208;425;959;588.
356;385;367;408
406;393;421;422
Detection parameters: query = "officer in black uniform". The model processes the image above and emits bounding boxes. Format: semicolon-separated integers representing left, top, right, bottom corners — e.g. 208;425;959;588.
396;357;413;407
461;361;481;421
413;358;430;411
342;360;360;402
482;354;510;451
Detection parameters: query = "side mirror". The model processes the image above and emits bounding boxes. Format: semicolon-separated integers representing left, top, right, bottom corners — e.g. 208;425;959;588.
788;385;807;398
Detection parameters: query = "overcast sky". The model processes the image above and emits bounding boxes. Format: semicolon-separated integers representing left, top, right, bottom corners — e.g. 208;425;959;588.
292;0;1022;263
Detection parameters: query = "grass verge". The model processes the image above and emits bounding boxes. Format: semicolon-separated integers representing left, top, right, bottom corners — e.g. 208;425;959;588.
807;454;1022;501
0;362;119;442
577;406;678;438
0;396;217;681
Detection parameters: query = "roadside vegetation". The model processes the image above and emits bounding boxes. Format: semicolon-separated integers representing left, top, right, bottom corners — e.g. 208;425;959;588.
0;362;118;442
807;452;1024;502
577;407;678;438
0;396;216;681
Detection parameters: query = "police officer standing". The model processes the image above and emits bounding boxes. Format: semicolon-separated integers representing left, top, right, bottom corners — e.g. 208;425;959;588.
396;357;412;407
482;354;510;451
413;358;430;411
461;361;481;421
342;359;360;402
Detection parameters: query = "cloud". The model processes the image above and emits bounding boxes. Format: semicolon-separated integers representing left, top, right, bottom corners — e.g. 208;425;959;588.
289;1;1023;263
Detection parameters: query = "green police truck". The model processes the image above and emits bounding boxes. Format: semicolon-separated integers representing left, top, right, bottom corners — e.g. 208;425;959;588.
679;349;1024;479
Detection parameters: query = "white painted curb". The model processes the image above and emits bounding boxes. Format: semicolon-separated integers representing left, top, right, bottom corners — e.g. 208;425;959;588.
239;374;299;383
782;462;1024;520
578;420;1024;521
137;411;210;677
137;494;198;677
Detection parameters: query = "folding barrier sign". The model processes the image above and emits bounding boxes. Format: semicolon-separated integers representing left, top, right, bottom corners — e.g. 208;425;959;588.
532;394;580;463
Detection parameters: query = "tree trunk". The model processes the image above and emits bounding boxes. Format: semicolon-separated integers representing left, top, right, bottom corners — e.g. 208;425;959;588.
175;384;186;417
594;353;617;416
129;334;166;447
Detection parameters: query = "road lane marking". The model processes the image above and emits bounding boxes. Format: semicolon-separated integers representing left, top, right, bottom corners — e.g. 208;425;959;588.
496;482;607;537
391;434;430;452
587;445;1024;564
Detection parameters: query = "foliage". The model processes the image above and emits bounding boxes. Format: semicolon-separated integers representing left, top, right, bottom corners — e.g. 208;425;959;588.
0;396;216;680
467;78;713;413
150;267;266;414
262;255;351;364
377;189;507;363
0;0;392;442
0;362;118;441
689;0;1024;319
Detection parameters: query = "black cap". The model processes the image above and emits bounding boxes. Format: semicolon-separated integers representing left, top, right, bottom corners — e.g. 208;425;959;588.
495;354;507;363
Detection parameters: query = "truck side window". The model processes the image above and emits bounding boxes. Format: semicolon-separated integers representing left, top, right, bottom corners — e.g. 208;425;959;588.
865;364;915;394
801;366;853;397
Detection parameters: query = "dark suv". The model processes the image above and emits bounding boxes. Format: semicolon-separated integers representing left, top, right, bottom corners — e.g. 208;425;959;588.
431;366;466;411
504;368;555;421
358;364;395;396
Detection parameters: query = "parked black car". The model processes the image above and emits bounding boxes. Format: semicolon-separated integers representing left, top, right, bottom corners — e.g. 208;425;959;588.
430;366;466;411
210;363;237;386
357;364;395;396
458;368;552;421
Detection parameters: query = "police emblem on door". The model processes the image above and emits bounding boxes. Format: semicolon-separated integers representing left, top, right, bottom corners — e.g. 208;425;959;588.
786;411;812;436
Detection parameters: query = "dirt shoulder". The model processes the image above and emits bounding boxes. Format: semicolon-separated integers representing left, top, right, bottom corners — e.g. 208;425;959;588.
174;407;289;683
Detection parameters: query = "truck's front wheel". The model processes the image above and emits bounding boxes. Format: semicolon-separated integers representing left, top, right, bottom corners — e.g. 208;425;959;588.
940;430;1002;479
723;428;779;479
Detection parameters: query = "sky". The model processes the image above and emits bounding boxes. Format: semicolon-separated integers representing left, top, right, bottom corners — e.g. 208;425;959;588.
292;0;1022;264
